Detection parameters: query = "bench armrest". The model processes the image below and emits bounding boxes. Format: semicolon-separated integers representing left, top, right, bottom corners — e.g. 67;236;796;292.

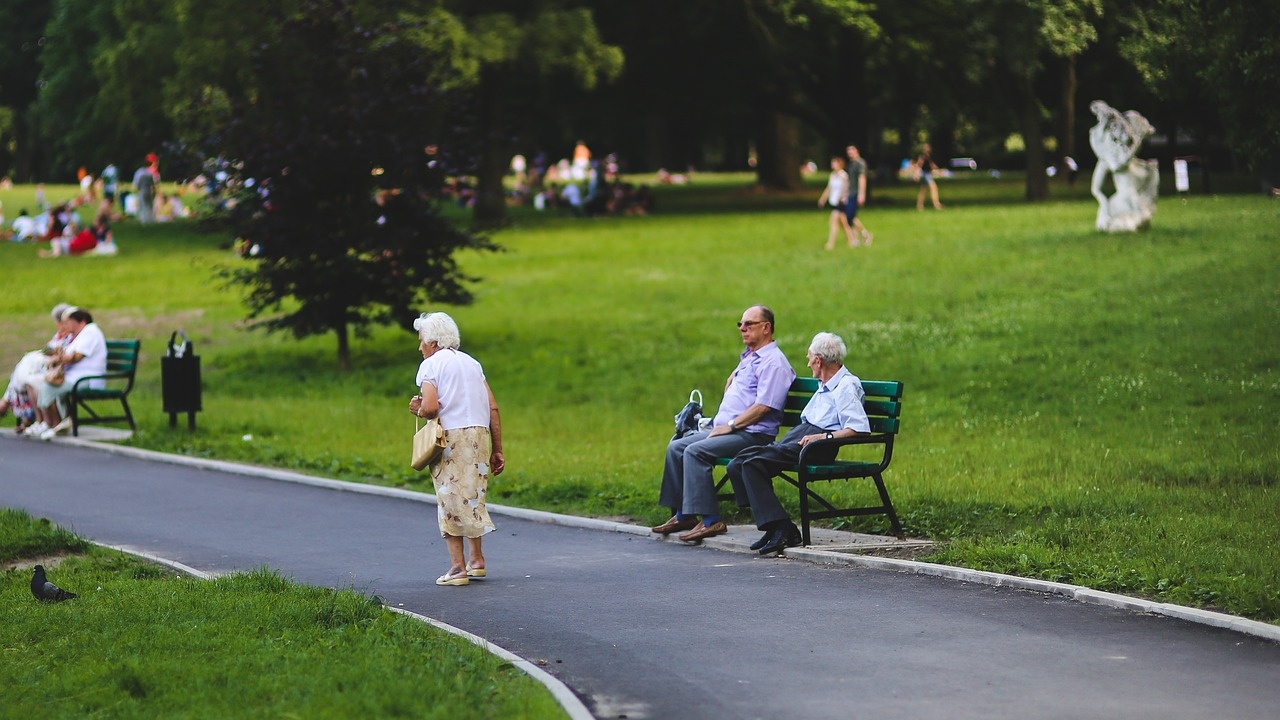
70;371;133;392
798;432;894;466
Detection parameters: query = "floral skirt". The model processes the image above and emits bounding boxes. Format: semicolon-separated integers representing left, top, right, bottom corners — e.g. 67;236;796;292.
430;425;496;538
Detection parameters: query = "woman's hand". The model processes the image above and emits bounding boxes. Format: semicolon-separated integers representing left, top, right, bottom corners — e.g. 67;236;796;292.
408;395;423;417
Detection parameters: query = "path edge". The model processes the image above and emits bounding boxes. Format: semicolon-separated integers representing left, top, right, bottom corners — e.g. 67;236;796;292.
63;437;1280;644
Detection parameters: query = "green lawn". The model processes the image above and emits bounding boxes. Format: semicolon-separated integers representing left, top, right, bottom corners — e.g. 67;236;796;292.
1;509;564;718
3;175;1278;622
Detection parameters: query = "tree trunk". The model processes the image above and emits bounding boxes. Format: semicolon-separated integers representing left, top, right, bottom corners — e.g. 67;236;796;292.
1057;56;1078;182
472;72;510;228
336;320;350;372
755;110;802;191
1020;77;1049;202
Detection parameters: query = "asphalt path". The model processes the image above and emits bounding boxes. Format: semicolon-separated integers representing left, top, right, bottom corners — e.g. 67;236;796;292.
3;436;1279;720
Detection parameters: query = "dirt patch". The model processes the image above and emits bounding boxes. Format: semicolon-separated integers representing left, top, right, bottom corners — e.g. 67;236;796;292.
853;544;943;561
3;554;75;572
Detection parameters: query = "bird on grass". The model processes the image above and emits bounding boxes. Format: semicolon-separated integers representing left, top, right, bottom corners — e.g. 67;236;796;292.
31;564;78;602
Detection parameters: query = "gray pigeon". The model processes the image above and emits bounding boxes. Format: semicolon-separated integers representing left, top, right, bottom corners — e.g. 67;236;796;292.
31;564;77;602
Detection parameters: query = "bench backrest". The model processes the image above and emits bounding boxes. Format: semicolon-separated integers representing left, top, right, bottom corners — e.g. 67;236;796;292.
105;339;141;376
781;377;903;435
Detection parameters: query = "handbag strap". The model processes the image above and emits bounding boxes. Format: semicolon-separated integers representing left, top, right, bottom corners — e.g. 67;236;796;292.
689;389;702;406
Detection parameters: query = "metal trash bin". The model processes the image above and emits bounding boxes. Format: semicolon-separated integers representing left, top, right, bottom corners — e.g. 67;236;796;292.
161;330;202;430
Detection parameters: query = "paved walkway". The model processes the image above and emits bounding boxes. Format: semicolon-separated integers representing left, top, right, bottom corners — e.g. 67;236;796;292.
3;433;1279;719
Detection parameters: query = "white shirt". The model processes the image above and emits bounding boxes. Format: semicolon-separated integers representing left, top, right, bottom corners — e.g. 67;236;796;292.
415;348;491;431
800;366;869;433
64;322;108;389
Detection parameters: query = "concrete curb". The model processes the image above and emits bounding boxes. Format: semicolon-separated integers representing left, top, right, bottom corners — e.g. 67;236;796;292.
91;540;594;720
50;434;1280;644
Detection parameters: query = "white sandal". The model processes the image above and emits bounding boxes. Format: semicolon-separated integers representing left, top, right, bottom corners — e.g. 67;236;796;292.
436;570;469;586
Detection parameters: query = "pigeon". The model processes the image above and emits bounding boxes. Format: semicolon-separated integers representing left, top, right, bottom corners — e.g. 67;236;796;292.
31;564;77;602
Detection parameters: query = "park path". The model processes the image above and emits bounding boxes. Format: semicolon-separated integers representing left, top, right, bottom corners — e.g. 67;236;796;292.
3;435;1279;720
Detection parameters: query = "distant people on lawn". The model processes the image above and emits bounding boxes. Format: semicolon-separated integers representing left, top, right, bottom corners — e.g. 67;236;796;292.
132;156;158;223
818;156;854;250
726;332;869;555
844;145;873;246
915;142;944;211
652;305;796;543
408;312;505;587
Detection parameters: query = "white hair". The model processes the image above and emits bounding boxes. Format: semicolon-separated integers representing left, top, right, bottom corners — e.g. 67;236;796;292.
413;312;460;349
808;332;847;365
59;305;80;321
51;303;71;321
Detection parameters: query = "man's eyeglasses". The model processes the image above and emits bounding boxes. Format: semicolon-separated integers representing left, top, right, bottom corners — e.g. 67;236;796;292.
737;320;764;329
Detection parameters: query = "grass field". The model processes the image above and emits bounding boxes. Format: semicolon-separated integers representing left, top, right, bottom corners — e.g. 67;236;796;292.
3;174;1278;622
1;509;563;718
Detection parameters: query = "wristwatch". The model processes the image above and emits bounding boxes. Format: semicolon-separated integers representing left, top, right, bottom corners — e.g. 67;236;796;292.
728;420;737;431
825;431;834;439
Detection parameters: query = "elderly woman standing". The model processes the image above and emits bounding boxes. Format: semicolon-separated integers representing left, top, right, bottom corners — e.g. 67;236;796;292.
408;312;505;587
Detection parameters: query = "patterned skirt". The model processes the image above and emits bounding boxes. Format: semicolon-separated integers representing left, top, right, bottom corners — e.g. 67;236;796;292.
430;425;497;538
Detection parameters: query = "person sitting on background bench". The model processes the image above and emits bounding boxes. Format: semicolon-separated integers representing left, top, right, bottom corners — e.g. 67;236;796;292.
652;305;796;543
30;307;108;440
726;331;869;555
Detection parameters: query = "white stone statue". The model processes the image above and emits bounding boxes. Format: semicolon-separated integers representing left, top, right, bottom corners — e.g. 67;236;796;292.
1089;100;1159;232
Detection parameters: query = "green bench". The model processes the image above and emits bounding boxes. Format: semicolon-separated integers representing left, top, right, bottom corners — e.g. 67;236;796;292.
714;377;905;545
69;339;141;436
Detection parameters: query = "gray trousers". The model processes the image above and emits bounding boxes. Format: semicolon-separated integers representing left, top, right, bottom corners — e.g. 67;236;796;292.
659;429;772;516
726;422;835;529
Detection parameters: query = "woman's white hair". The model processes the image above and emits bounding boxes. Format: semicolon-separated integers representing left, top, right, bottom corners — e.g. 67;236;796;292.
59;305;80;321
51;303;71;321
413;312;460;349
808;332;847;365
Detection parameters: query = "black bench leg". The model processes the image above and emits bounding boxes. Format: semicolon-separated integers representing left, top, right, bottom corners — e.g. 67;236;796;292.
121;397;136;430
873;473;905;539
798;479;812;546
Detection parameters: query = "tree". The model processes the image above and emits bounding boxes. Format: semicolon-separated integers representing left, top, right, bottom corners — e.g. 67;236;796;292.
184;0;496;370
0;0;53;180
963;0;1100;201
1119;0;1280;180
400;2;623;227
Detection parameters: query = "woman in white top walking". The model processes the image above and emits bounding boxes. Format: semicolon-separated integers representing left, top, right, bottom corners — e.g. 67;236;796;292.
408;312;506;586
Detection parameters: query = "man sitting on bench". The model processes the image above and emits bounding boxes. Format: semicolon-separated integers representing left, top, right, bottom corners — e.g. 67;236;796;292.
727;331;869;555
652;305;796;543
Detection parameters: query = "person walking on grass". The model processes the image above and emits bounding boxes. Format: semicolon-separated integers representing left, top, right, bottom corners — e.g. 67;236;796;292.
652;305;796;543
915;142;944;211
844;145;873;246
408;312;505;587
818;156;855;250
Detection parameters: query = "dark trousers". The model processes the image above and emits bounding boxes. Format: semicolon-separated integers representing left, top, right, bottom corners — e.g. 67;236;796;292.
726;422;835;529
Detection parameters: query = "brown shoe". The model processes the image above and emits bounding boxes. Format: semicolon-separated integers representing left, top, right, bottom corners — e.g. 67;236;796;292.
651;515;700;535
678;520;728;543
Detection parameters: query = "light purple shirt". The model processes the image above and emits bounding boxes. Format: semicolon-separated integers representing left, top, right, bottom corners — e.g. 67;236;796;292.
712;341;796;436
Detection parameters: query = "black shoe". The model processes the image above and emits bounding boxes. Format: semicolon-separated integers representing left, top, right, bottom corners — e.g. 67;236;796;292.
757;523;802;556
749;530;773;551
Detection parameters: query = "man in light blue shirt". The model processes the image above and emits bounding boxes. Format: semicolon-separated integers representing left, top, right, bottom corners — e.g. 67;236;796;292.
653;305;796;543
726;332;869;555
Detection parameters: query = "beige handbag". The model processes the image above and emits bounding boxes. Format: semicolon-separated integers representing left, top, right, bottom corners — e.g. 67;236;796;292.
411;417;446;471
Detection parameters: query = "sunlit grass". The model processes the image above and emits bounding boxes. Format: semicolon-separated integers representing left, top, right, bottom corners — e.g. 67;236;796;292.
1;510;564;718
4;175;1278;621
